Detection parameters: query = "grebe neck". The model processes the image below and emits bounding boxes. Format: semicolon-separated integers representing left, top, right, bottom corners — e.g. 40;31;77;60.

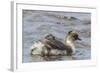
66;38;75;53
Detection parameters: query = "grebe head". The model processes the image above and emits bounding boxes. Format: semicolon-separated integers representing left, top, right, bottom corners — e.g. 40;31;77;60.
67;31;81;42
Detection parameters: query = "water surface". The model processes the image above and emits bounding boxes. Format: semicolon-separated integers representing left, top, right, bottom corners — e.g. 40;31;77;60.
22;10;91;63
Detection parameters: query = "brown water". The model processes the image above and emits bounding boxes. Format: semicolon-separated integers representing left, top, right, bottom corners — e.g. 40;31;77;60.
22;10;91;63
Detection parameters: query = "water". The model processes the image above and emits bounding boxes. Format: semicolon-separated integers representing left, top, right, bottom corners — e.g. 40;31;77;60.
22;10;91;63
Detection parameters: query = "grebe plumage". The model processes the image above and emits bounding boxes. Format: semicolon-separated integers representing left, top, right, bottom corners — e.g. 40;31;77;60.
30;31;81;56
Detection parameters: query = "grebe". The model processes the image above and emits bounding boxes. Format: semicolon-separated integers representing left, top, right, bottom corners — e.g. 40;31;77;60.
30;31;81;56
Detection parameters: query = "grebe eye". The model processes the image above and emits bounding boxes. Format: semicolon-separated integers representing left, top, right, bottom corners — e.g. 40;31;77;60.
73;34;78;39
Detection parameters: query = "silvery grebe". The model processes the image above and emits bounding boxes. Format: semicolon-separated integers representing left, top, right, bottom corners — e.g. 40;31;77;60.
30;31;81;56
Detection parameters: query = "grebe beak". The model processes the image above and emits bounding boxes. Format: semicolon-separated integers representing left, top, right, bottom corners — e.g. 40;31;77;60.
77;37;81;40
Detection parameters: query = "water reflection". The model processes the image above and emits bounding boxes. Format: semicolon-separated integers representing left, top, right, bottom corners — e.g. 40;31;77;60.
30;55;72;62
